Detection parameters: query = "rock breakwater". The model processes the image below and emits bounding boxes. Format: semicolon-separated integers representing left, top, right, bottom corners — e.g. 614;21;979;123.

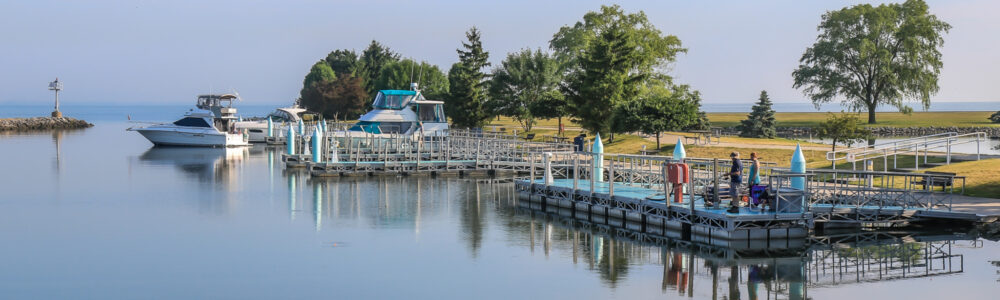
0;117;93;131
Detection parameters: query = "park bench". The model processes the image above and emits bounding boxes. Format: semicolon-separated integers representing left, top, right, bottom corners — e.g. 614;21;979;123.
911;171;956;190
522;133;536;141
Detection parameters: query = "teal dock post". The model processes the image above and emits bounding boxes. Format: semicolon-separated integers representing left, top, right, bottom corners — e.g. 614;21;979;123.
287;125;296;155
267;116;273;137
673;137;686;162
791;144;806;190
593;133;604;182
312;126;323;163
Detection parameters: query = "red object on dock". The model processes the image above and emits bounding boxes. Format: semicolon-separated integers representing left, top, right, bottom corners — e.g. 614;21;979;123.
667;163;689;203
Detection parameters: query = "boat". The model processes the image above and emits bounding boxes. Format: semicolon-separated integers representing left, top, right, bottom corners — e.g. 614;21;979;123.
345;83;448;137
234;106;320;142
128;94;249;147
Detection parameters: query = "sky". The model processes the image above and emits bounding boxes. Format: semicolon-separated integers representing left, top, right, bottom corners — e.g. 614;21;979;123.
1;0;998;106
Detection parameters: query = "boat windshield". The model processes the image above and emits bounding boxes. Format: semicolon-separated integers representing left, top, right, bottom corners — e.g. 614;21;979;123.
173;117;212;128
372;90;416;109
417;103;446;122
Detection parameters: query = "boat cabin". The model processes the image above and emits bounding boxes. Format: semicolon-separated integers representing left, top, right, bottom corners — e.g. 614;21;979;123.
349;88;447;135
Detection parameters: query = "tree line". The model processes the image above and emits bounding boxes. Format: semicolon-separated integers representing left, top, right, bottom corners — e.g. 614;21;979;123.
299;0;954;149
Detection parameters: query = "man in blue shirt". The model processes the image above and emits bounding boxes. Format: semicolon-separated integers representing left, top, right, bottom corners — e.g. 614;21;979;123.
729;151;743;207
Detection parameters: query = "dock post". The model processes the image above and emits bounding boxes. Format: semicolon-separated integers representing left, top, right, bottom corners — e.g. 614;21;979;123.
977;134;981;161
312;126;323;163
662;163;670;208
530;153;536;183
592;133;604;182
287;125;296;155
689;164;695;212
543;152;554;186
713;158;719;204
573;156;579;191
608;159;615;198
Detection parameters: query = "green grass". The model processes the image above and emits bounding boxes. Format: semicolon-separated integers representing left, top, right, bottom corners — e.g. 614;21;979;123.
922;159;1000;198
707;111;999;128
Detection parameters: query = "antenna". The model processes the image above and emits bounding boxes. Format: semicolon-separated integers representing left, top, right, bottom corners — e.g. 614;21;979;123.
48;78;63;117
408;62;414;87
418;63;424;87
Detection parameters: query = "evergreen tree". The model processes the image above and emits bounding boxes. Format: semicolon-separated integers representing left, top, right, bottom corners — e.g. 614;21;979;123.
374;59;449;100
738;90;777;138
990;111;1000;123
446;27;491;129
564;22;644;136
325;49;359;77
358;40;401;96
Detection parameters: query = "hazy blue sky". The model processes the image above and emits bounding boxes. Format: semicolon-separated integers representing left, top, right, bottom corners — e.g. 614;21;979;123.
2;0;997;106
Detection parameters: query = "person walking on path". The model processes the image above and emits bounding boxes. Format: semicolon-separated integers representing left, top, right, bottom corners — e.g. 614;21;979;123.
728;152;743;208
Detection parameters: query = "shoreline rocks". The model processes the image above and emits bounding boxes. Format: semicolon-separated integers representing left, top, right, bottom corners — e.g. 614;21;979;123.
0;117;94;131
722;126;1000;138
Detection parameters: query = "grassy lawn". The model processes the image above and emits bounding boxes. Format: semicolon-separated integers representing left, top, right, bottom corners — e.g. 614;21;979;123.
922;159;1000;198
707;111;999;128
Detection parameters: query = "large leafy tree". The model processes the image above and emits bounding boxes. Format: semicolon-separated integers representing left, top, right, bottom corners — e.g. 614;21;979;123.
488;49;563;132
738;90;777;138
617;85;703;149
550;5;685;77
373;59;449;100
792;0;950;124
300;76;368;121
298;61;336;104
554;5;686;137
325;49;359;77
446;27;492;129
358;40;401;96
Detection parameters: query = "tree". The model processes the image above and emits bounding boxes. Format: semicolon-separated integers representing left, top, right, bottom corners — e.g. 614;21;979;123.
815;112;870;159
488;49;563;132
550;5;685;76
792;0;951;124
555;5;686;137
617;84;703;149
299;61;336;104
738;90;777;138
373;59;449;100
358;40;401;96
990;111;1000;124
300;75;368;121
563;22;643;136
446;27;492;129
325;49;359;77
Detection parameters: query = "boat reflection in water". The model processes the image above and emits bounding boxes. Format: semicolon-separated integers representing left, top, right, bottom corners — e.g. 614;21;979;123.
139;146;248;214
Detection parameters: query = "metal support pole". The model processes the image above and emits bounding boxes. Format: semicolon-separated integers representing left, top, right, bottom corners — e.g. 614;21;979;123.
608;159;615;198
662;163;670;208
712;158;720;204
946;139;952;164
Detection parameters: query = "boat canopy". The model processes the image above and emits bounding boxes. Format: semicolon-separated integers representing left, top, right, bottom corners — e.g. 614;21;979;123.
372;90;418;110
196;94;238;110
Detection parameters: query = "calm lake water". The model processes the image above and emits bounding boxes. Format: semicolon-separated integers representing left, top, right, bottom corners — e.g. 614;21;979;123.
1;107;999;298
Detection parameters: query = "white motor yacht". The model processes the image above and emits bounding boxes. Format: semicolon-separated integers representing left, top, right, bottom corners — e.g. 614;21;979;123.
234;106;319;142
129;94;249;147
344;83;448;137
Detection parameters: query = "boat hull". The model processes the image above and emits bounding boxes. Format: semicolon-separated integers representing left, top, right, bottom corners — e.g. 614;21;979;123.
135;128;248;147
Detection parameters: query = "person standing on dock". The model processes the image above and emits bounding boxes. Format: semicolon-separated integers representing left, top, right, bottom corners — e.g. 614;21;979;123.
728;152;743;208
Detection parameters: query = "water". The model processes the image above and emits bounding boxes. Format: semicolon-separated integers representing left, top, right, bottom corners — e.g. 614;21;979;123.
1;109;999;298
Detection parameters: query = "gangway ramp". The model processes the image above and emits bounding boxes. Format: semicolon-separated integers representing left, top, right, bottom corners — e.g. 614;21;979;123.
826;132;989;171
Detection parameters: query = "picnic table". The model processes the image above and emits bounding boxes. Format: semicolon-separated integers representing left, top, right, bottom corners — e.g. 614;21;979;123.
547;135;570;143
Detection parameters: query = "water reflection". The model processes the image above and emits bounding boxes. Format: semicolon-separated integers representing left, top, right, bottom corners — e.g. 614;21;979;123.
507;203;970;299
139;146;247;186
